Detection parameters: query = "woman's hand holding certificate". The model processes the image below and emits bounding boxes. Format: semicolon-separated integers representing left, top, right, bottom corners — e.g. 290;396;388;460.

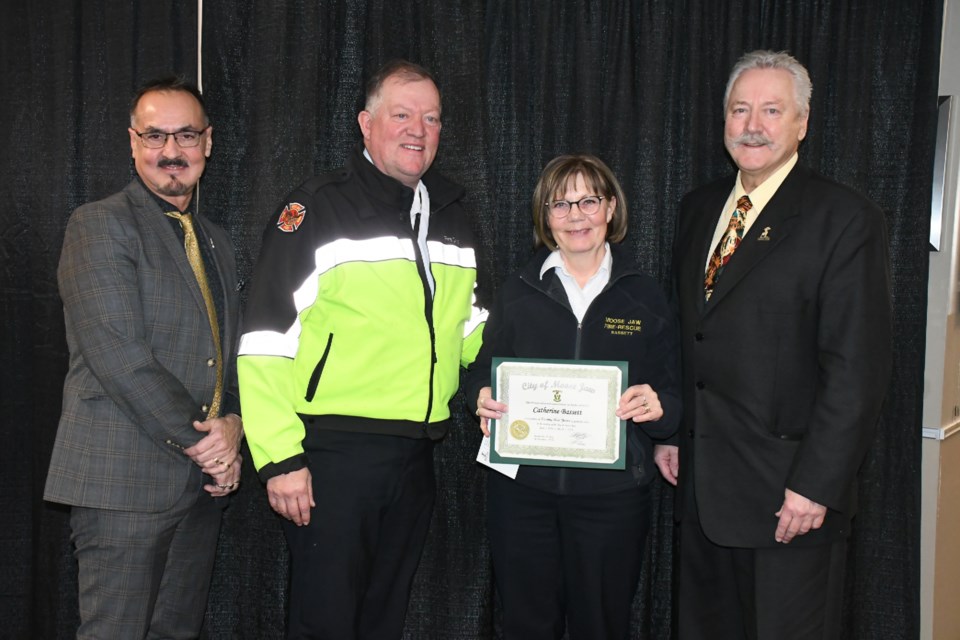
487;358;628;469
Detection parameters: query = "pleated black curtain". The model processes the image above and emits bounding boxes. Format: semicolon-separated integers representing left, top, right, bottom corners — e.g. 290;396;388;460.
2;0;940;638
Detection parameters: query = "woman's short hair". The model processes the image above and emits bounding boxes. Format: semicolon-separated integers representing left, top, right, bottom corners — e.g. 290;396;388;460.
531;154;628;251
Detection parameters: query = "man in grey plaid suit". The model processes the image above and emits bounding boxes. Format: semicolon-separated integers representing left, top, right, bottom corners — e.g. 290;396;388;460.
44;76;243;639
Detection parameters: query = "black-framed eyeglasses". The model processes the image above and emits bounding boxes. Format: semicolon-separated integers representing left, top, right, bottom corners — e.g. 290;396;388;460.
133;127;209;149
544;195;605;218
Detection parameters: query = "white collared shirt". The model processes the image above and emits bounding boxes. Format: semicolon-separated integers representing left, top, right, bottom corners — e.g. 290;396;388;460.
540;243;612;322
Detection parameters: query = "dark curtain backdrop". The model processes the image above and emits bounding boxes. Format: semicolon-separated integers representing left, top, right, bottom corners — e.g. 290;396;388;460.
1;0;940;638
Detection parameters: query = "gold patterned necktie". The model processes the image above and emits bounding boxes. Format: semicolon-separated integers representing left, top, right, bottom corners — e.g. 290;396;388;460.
704;195;752;301
165;211;223;419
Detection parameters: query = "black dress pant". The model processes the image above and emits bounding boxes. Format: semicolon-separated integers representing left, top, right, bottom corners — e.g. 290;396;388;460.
487;471;651;640
283;430;436;640
677;501;847;640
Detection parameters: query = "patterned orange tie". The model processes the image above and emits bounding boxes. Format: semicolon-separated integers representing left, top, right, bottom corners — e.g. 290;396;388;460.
166;211;223;418
704;195;752;301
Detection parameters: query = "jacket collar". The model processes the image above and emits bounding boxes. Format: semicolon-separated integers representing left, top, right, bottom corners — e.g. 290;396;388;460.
134;174;197;216
346;142;464;214
124;179;215;318
520;243;643;295
695;163;810;313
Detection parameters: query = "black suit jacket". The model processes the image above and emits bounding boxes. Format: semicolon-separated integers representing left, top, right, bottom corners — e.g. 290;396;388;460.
672;164;892;548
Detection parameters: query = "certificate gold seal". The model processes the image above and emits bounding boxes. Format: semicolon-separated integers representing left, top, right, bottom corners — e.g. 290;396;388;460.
509;420;530;440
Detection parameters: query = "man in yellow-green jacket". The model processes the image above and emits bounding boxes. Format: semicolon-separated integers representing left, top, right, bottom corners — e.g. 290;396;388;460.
238;60;485;638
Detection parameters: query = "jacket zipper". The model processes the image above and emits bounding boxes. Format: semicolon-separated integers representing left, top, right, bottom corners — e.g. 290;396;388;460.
411;211;437;430
304;333;334;402
519;266;634;493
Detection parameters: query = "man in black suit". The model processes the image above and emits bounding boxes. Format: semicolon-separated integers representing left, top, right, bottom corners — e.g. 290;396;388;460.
654;50;892;639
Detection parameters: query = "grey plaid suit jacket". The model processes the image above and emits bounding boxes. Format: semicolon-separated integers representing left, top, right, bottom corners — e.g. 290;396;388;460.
45;179;240;512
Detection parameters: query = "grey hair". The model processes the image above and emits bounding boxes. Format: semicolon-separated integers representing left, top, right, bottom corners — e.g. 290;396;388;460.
723;50;812;117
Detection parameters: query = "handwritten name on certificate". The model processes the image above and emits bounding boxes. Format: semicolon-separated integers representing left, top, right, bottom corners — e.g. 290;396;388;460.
489;358;627;469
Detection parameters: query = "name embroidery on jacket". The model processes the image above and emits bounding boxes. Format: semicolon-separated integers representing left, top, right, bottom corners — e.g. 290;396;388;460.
604;317;643;336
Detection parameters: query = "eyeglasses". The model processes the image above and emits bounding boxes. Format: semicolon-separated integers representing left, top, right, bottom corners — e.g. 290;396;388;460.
133;127;209;149
544;195;605;218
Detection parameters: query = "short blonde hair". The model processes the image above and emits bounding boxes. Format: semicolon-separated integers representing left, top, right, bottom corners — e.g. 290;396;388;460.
364;59;438;115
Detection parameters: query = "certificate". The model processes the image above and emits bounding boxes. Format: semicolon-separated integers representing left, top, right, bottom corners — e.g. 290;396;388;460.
489;358;628;469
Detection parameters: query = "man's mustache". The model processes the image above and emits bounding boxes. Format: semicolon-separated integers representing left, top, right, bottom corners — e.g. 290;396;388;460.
158;157;189;169
730;133;773;147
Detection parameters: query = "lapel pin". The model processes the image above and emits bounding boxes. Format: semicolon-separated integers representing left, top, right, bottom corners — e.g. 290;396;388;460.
758;226;772;241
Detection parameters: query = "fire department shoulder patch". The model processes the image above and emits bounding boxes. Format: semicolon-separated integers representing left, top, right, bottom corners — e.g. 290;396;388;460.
277;202;306;232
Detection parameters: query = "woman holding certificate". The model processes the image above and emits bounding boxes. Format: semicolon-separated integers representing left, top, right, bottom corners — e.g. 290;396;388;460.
466;154;681;639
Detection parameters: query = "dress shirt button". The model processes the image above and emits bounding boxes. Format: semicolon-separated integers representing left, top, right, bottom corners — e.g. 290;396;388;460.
207;358;215;367
201;404;209;413
696;381;705;390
